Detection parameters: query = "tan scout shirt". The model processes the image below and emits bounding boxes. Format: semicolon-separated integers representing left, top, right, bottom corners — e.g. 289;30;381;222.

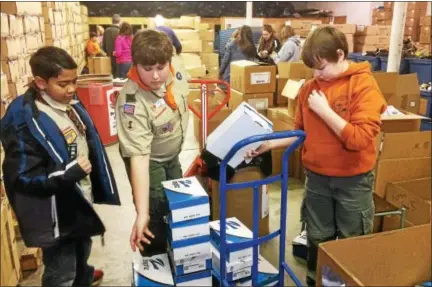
35;92;93;204
116;56;189;162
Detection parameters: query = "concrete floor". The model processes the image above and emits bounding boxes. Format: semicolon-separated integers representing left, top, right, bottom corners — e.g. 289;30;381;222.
19;112;307;286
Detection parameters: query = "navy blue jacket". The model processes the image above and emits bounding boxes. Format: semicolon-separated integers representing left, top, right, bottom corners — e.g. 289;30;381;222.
0;88;121;248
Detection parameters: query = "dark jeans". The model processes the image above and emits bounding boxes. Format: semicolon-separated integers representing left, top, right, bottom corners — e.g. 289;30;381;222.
110;56;117;78
42;237;94;287
118;62;132;79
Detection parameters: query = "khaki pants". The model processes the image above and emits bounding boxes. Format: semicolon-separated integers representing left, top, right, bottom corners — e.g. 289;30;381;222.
122;155;183;255
302;170;375;286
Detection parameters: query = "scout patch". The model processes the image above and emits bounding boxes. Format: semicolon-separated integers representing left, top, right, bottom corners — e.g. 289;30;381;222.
127;121;134;130
157;121;174;134
152;98;166;110
126;93;136;103
68;143;77;159
176;72;182;81
123;104;135;115
62;127;77;144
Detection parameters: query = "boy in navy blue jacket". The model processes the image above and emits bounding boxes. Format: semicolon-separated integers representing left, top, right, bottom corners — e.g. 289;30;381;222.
0;47;121;286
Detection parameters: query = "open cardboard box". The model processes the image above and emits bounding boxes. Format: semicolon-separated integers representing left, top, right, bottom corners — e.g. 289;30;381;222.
381;109;425;133
373;73;421;114
317;224;431;286
385;177;431;226
374;131;431;198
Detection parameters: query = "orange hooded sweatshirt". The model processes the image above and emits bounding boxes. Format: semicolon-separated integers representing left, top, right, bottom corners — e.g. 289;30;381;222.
295;62;387;177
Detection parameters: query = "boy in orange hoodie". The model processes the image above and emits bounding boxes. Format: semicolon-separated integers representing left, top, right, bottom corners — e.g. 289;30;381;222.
247;26;387;286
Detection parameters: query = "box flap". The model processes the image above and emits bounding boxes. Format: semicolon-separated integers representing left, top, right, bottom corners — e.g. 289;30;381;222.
232;60;258;67
379;131;432;159
282;79;304;100
391;177;431;200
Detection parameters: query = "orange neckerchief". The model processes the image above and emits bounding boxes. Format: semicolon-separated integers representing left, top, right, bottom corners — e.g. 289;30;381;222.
127;65;178;111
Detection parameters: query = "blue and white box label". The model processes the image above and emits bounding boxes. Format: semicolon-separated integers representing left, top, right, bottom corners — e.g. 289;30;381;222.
211;246;252;282
168;245;211;276
210;217;255;263
169;216;210;242
163;177;210;223
236;255;279;287
132;253;174;286
169;240;211;266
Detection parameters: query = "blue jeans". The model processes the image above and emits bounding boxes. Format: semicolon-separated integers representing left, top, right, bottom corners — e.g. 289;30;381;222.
42;237;94;286
118;62;132;79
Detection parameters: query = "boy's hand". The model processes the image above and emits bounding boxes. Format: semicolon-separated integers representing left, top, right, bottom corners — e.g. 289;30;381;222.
77;156;92;174
245;141;271;160
130;213;155;252
308;90;331;117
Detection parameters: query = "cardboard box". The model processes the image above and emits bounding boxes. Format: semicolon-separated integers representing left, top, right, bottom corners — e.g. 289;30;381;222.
420;26;431;44
420;16;431;27
405;17;420;28
201;53;218;67
210;217;255;263
1;1;42;16
181;53;202;68
406;9;426;19
0;13;8;37
383;2;393;9
372;193;398;233
132;253;175;286
202;41;214;53
385;178;431;225
282;79;305;117
173;29;200;41
371;17;378;25
373;73;420;114
0;200;21;287
378;25;392;36
177;16;200;29
23;16;40;34
186;65;206;78
182;40;202;53
203;65;219;79
230;60;276;94
316;224;431;286
374;131;431;198
377;35;390;46
355;35;378;45
0;73;8;98
199;30;214;41
211;246;252;281
382;214;415;231
404;26;419;37
206;102;273;168
381;111;424;133
290;20;305;29
8;15;24;36
229;88;273;111
275;78;288;106
88;57;111;74
355;25;379;36
1;60;19;83
377;10;393;21
162;176;210;223
407;1;428;10
193;107;232;150
211;168;270;237
330;24;357;34
1;37;21;60
296;29;311;38
277;61;313;79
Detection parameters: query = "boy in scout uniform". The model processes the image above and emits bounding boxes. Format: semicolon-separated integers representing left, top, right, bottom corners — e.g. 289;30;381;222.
1;47;120;286
115;30;189;255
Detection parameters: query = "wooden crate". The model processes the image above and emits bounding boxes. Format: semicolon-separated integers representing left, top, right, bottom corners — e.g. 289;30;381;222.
20;247;42;271
1;199;21;286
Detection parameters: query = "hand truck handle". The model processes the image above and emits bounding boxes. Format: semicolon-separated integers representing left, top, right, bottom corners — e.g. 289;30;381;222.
187;79;231;120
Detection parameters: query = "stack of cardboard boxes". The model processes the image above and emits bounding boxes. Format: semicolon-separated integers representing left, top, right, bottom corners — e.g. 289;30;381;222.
354;25;391;52
1;2;45;98
289;19;322;38
419;15;431;52
229;60;276;115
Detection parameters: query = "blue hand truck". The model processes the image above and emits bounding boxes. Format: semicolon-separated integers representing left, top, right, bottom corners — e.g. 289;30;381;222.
216;130;306;287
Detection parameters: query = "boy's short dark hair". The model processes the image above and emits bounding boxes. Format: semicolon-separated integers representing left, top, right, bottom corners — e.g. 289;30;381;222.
30;46;78;81
131;30;173;66
302;26;349;69
90;31;97;38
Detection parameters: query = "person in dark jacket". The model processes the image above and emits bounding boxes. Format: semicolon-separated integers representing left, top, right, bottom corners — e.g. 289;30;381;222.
219;25;257;90
0;47;121;287
102;14;121;78
257;24;281;63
